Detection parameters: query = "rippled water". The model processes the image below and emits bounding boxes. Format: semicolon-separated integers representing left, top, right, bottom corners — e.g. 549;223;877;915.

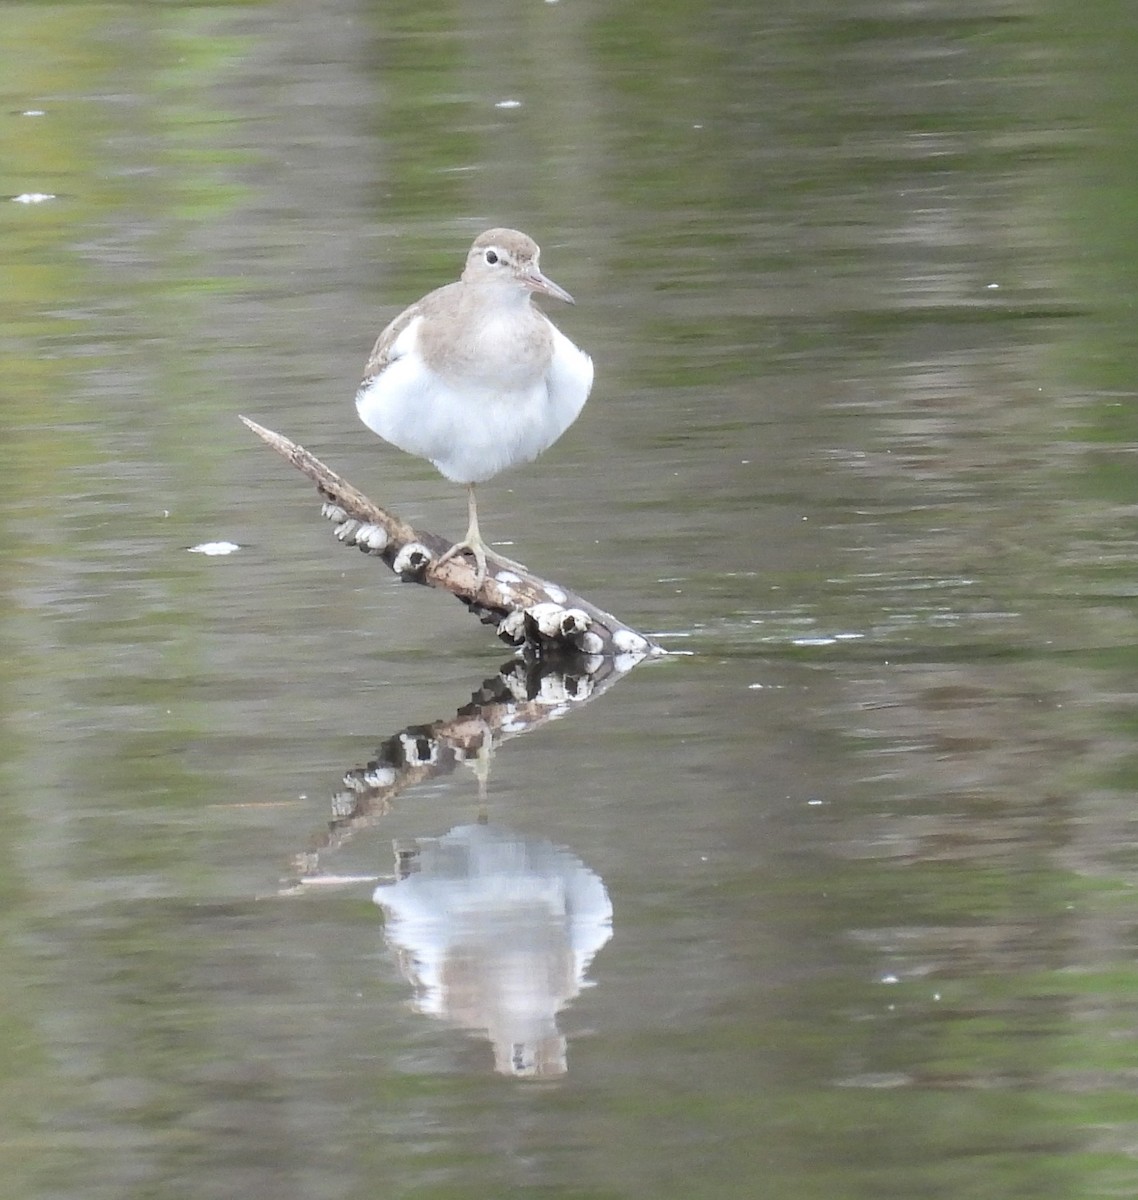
3;1;1137;1197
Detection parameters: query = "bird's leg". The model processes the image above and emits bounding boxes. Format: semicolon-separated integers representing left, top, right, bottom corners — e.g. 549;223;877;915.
468;722;494;819
434;483;489;585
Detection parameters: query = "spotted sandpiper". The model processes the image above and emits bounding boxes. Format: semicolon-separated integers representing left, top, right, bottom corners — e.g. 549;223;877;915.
355;228;594;585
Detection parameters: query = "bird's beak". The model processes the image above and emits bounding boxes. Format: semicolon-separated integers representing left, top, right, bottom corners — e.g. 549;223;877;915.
523;269;575;305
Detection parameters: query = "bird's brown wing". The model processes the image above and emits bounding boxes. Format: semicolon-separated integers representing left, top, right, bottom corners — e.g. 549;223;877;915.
359;282;460;385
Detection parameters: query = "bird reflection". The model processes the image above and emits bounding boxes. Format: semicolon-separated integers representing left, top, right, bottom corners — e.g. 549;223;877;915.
373;822;613;1079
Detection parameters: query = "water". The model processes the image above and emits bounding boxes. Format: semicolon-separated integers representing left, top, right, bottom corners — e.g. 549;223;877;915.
3;1;1137;1197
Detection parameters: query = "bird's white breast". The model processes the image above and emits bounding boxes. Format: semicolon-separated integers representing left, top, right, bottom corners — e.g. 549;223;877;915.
356;313;593;485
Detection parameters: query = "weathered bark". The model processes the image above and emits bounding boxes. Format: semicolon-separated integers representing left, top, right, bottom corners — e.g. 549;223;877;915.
240;416;664;661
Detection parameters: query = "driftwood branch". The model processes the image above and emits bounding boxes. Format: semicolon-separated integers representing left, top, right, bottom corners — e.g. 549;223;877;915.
240;416;663;661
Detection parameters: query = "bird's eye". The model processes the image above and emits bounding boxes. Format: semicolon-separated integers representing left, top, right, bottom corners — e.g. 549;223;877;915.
484;249;500;265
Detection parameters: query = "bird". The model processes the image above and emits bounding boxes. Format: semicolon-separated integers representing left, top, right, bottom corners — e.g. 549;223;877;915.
355;228;594;585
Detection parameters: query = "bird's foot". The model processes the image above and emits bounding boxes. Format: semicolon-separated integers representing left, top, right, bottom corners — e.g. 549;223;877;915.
433;538;488;587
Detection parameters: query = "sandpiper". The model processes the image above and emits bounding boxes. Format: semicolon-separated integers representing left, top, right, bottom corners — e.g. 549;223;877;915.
355;228;593;584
